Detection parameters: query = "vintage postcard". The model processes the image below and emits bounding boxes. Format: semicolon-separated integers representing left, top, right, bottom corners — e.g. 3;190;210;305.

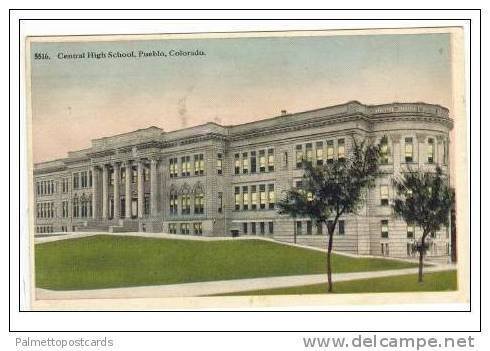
26;27;468;310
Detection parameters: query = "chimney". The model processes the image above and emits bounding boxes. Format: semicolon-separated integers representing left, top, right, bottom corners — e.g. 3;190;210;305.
281;110;287;116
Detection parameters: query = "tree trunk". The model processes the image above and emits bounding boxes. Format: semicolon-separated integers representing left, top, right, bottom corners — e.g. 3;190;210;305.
418;232;428;284
327;228;334;292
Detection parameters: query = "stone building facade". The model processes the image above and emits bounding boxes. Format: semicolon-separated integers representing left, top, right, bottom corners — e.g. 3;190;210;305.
33;101;453;258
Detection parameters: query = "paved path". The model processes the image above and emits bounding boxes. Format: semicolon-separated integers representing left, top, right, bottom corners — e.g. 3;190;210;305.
36;264;456;300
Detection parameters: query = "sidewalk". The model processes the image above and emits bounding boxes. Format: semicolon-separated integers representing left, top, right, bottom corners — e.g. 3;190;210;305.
36;264;456;300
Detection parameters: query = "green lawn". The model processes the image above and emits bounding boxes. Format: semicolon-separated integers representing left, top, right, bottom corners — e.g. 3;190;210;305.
35;235;416;290
220;271;457;296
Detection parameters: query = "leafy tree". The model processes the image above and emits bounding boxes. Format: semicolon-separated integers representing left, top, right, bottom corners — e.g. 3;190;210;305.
278;137;381;292
393;166;455;283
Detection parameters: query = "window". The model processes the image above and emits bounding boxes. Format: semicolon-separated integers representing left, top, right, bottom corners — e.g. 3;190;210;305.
169;193;178;215
193;222;203;235
296;221;302;235
283;151;289;168
180;223;190;235
338;220;345;235
182;156;190;177
73;198;79;218
267;149;274;172
242;186;249;210
73;173;79;189
337;139;345;161
251;222;256;235
327;220;334;235
80;171;87;188
295;145;303;168
305;143;313;165
251;185;257;210
443;140;447;165
217;153;223;175
194;193;204;214
316;142;324;165
268;184;275;209
218;192;223;213
326;140;334;163
182;194;191;214
242;153;249;174
427;138;435;163
381;220;389;238
88;171;92;187
259;150;266;173
380;137;389;164
169;223;177;234
243;222;248;234
198;154;205;175
234;187;240;211
132;167;138;183
259;222;265;235
380;185;389;206
405;137;413;162
234;153;240;174
109;169;114;186
407;224;415;239
381;243;389;256
316;221;323;235
407;243;413;256
169;158;177;178
259;185;266;209
62;178;69;193
268;221;274;234
121;168;126;183
306;221;312;235
250;151;257;173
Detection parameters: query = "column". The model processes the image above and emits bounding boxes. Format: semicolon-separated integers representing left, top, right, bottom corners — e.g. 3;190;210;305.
137;160;144;218
113;162;120;220
125;160;132;219
391;134;401;176
150;158;158;216
436;135;444;166
102;165;108;220
91;165;99;219
416;133;426;168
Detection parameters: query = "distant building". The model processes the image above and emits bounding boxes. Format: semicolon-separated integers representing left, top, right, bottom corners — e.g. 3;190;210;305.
33;101;453;258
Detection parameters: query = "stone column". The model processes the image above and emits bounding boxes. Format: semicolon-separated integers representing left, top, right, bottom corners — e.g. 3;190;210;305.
436;135;444;166
150;158;158;216
113;162;120;220
137;160;144;218
416;133;426;168
102;165;108;220
125;161;132;219
91;165;99;219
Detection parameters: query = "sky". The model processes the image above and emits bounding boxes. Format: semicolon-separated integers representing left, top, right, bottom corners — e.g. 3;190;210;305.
30;32;453;163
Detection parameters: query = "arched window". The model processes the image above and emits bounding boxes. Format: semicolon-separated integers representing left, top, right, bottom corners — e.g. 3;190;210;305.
193;182;205;214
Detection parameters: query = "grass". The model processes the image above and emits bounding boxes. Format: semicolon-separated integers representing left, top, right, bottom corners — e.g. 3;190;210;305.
220;271;457;296
35;235;417;290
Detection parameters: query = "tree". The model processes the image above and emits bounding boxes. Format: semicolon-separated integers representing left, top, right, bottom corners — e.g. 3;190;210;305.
392;166;455;283
278;137;381;292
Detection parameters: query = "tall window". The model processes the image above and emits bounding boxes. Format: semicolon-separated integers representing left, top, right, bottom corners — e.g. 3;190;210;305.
193;222;203;235
169;158;177;178
251;185;257;210
306;220;312;235
259;184;266;209
234;153;240;175
234;187;240;211
381;220;389;238
380;185;389;206
326;140;334;164
296;221;302;235
62;201;68;218
62;178;69;193
80;171;87;188
259;222;265;235
242;186;249;210
407;224;415;239
380;137;389;164
194;192;204;214
121;168;126;183
305;143;313;165
181;194;191;214
259;150;266;173
443;140;447;165
268;221;274;234
242;152;249;174
109;170;114;186
316;142;324;165
169;193;178;215
250;151;257;173
251;222;257;235
73;173;79;189
338;220;345;235
295;145;303;168
182;156;190;177
427;138;435;164
198;154;205;175
404;137;413;162
218;192;223;213
243;222;248;234
216;153;223;175
268;184;275;209
144;194;150;215
73;198;79;218
267;149;274;172
337;139;345;161
132;167;138;183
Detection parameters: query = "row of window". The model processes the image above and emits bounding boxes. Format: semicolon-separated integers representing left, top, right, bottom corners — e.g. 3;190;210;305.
35;225;54;233
73;171;93;189
242;221;274;235
234;184;275;211
36;202;55;218
36;180;56;196
295;220;346;236
168;222;203;235
295;139;345;168
234;149;275;175
382;136;448;165
109;166;150;186
169;154;205;178
169;193;205;215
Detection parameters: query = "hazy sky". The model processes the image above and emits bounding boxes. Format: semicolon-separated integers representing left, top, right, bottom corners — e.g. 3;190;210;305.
30;33;452;163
